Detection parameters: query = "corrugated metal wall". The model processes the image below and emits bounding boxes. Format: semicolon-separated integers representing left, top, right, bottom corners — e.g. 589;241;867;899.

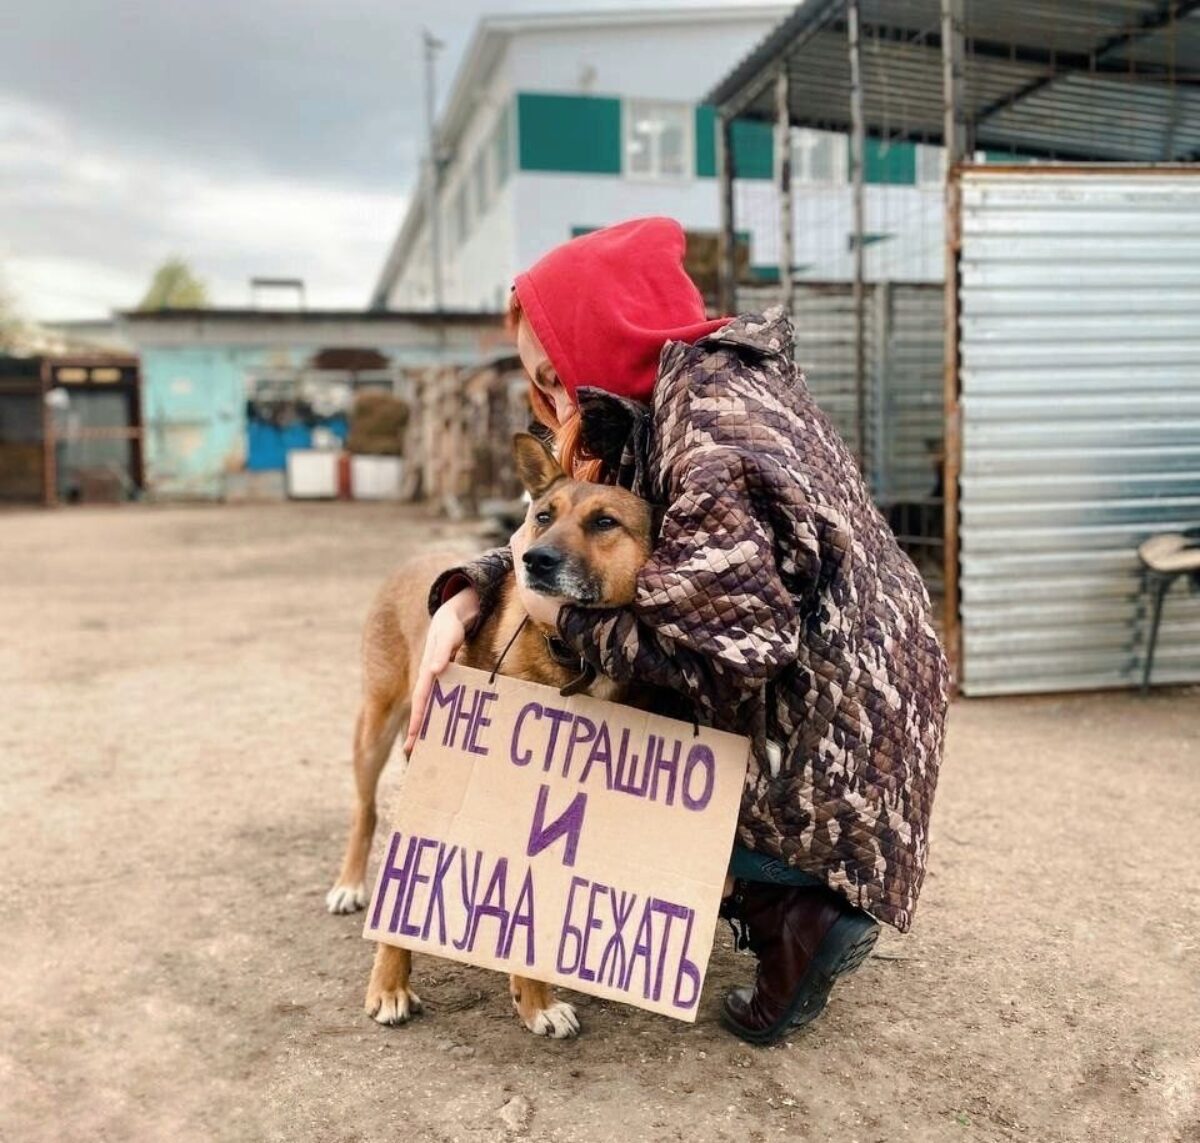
958;168;1200;696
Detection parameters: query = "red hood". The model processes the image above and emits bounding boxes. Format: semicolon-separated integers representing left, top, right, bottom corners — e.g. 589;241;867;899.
513;217;729;404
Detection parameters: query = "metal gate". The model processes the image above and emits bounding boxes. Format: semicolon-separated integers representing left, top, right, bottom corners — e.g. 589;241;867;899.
956;167;1200;695
0;357;48;503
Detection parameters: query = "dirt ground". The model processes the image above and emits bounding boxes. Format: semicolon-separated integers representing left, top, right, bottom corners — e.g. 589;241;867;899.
2;502;1198;1143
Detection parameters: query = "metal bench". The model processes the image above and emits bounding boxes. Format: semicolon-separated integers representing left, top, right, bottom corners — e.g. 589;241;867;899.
1138;527;1200;693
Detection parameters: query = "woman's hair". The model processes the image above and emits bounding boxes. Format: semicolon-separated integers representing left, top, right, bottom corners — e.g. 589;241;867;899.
508;291;605;483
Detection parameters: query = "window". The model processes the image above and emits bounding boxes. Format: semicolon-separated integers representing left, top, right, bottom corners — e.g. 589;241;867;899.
916;143;946;186
624;100;692;180
455;183;470;245
791;129;845;186
473;150;490;218
493;103;513;186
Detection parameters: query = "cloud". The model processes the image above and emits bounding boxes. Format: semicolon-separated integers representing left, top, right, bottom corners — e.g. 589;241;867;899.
0;0;454;318
0;94;405;317
0;0;784;319
2;0;481;190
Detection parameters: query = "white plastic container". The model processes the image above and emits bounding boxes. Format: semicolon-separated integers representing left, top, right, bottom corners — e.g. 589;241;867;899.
351;455;404;500
286;449;339;499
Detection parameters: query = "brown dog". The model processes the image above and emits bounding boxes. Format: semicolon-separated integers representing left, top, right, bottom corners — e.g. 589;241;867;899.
327;433;655;1037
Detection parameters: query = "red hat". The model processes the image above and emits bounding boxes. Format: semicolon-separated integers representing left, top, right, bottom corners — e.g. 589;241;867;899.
513;217;729;404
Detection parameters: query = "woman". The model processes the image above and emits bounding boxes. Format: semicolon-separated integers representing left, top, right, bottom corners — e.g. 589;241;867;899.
405;217;949;1045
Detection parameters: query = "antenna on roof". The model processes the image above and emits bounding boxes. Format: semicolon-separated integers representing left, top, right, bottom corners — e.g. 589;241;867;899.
249;278;306;310
423;28;445;314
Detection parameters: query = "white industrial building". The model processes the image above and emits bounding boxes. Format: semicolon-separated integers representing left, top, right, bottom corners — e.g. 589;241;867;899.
370;5;948;312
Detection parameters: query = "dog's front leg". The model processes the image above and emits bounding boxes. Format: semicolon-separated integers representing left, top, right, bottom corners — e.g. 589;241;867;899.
365;943;422;1026
509;975;579;1038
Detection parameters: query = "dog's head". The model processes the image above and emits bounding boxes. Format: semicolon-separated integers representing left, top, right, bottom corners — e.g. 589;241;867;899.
512;433;654;608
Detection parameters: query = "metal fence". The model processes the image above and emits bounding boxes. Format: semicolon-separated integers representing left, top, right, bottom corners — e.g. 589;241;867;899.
0;357;47;503
745;280;946;593
957;167;1200;695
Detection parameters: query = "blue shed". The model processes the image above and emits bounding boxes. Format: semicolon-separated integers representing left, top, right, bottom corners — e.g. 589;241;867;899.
121;309;505;499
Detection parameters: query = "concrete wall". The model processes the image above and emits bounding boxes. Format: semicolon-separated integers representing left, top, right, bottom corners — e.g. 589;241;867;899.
384;9;787;309
504;12;787;102
383;11;948;309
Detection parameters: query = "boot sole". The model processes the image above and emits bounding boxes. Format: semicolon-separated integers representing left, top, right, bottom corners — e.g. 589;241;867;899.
719;911;880;1046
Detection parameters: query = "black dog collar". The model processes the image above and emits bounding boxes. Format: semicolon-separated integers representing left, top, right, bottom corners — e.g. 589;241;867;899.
545;633;582;670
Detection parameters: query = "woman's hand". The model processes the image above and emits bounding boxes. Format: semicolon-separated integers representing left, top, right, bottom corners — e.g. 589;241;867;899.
511;523;565;630
403;585;480;754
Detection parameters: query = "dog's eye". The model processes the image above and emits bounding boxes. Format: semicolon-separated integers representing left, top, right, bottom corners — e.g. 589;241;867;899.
534;510;553;527
593;515;619;531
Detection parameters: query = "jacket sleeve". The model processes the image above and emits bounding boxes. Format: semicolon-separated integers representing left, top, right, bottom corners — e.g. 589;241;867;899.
427;546;513;628
557;447;808;720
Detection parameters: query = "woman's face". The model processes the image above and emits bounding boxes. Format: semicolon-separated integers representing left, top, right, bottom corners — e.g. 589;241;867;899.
516;316;575;424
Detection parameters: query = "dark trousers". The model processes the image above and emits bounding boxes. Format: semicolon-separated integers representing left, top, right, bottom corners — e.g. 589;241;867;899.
728;846;825;889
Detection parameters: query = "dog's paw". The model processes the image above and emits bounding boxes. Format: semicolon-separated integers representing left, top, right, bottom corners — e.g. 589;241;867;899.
523;1001;580;1039
325;882;367;914
366;986;423;1026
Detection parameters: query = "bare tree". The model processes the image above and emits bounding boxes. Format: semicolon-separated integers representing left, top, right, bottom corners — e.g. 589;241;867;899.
0;275;27;353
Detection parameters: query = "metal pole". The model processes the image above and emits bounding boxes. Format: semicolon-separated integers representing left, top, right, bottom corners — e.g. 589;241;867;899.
775;66;794;315
873;280;891;502
423;30;445;313
847;0;867;472
716;112;738;315
942;0;968;163
941;0;967;686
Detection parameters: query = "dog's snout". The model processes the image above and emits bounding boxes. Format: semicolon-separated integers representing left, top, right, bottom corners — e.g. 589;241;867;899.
523;546;563;577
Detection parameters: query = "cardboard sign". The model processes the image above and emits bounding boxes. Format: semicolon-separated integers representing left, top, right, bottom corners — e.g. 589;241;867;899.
363;663;751;1021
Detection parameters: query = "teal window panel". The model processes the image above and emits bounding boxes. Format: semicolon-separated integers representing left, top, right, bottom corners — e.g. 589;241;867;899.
695;105;716;177
730;118;773;180
748;262;813;284
517;92;622;175
692;107;772;180
861;138;916;184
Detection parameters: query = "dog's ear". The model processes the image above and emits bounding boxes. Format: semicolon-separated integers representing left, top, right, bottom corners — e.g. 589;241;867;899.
512;432;565;498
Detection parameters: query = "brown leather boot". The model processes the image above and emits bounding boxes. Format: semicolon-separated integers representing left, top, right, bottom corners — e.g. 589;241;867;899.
720;882;879;1045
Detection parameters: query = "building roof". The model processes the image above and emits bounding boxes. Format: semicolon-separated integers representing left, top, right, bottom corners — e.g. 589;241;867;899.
121;307;499;324
706;0;1200;162
369;4;791;309
119;307;504;352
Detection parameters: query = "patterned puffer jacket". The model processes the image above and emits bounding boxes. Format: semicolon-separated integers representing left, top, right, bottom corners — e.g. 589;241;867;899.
432;308;950;932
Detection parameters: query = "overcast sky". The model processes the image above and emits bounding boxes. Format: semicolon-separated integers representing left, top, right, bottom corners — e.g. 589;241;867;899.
1;0;772;320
